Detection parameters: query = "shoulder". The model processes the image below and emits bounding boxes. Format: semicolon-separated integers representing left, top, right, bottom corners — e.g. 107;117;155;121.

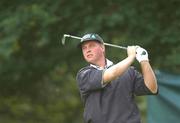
128;66;136;71
127;66;140;73
76;66;96;77
77;66;94;74
125;66;141;79
125;66;135;75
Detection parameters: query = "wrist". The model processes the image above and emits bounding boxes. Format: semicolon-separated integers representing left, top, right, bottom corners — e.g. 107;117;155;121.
138;57;149;62
140;60;149;64
127;55;135;63
128;55;136;59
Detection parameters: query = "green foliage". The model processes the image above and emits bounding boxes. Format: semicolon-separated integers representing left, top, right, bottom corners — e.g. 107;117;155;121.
0;0;179;123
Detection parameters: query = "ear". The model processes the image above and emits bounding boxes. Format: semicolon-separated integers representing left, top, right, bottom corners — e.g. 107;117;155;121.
100;44;105;52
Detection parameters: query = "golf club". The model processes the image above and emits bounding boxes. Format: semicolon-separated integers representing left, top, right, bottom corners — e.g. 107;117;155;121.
61;34;127;50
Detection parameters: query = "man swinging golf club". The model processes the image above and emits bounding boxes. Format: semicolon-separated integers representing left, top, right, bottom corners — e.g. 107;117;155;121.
76;33;158;123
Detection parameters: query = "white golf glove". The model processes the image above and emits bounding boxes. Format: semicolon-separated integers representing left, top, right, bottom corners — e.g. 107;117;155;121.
136;46;149;62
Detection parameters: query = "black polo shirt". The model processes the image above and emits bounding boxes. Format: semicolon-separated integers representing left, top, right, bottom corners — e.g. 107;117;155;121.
76;63;155;123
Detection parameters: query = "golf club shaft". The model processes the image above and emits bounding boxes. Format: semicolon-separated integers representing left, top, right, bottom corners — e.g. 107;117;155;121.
62;34;127;50
64;34;82;40
104;43;127;50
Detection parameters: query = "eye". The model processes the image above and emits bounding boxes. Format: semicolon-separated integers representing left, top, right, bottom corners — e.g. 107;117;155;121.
82;45;87;50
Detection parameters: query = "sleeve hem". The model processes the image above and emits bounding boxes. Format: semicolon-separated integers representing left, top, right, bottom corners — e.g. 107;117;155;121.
101;69;107;88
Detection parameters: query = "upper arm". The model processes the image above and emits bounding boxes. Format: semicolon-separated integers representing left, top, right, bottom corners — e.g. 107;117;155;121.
129;67;157;96
76;67;104;94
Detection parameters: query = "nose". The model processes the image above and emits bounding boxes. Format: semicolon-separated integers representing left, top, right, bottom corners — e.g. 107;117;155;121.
84;46;91;53
87;48;91;52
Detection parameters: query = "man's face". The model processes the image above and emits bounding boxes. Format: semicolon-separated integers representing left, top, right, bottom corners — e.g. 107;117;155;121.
81;41;105;64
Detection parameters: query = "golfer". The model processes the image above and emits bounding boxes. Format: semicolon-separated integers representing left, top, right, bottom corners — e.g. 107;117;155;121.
76;33;158;123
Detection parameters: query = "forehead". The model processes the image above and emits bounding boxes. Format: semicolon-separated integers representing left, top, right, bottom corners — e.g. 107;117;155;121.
81;40;100;46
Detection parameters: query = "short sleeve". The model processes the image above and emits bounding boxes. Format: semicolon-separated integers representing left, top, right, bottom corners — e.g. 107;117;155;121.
76;67;104;95
129;67;156;96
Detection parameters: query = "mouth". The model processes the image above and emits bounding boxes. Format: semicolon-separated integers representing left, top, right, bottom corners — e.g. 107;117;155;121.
87;54;93;58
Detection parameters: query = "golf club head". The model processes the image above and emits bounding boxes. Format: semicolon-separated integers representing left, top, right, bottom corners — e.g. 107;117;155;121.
62;34;69;45
61;35;66;45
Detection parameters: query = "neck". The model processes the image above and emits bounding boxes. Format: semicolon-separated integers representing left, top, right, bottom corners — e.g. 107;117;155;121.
94;57;106;68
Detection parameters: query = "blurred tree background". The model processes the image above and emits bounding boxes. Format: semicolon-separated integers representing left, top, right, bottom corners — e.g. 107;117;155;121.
0;0;179;123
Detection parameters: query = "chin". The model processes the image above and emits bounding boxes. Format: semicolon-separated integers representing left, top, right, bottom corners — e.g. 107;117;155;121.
86;59;95;64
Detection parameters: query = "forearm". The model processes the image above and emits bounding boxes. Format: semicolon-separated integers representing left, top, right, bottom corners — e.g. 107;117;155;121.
103;56;135;84
140;61;158;93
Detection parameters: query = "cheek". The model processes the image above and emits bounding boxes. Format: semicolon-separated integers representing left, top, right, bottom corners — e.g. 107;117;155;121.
94;48;103;56
82;51;86;58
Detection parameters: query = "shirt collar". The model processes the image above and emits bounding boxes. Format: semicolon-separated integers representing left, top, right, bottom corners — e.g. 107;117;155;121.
90;59;113;70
